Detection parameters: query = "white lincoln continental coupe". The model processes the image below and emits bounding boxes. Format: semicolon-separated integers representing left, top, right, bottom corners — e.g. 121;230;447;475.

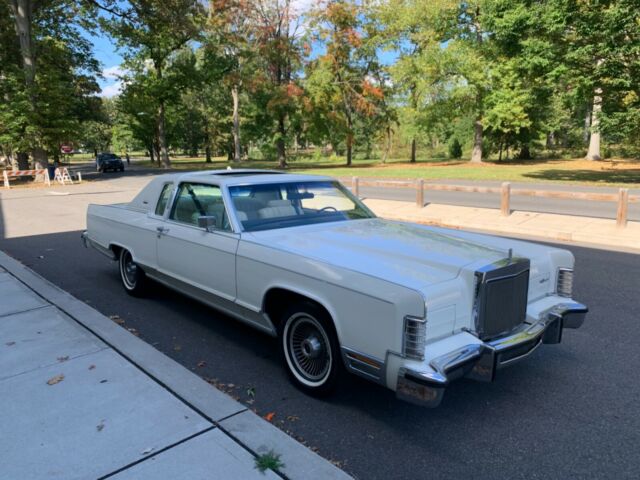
82;170;587;407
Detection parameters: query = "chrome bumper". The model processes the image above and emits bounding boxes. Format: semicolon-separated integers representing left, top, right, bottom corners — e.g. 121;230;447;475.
396;301;588;408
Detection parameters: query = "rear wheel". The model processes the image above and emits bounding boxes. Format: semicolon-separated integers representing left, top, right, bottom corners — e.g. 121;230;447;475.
279;302;341;396
118;249;147;296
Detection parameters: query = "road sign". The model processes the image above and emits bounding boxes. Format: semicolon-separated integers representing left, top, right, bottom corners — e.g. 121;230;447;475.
61;145;73;154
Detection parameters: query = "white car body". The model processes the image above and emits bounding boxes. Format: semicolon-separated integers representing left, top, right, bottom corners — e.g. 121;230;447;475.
82;170;587;406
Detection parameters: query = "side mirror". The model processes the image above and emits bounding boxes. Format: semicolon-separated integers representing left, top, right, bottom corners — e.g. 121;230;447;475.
197;215;217;232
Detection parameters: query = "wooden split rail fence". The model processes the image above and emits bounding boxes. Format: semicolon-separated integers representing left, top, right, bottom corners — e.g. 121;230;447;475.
347;176;639;228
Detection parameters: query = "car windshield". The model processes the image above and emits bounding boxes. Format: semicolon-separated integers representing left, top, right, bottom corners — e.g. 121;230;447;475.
228;180;375;232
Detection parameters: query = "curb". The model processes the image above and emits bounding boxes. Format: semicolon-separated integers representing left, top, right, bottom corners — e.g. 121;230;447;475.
0;250;351;480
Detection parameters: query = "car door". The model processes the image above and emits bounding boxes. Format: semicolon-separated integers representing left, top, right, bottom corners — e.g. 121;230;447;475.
135;181;175;270
156;181;239;302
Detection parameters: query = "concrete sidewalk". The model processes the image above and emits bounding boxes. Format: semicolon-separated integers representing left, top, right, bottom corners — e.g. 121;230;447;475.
363;198;640;253
0;251;350;480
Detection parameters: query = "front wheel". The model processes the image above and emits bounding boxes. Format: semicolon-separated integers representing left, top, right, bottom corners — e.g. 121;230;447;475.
279;302;341;396
118;248;148;296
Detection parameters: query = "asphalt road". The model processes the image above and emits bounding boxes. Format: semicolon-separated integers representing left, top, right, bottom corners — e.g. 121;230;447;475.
1;227;639;478
359;183;640;221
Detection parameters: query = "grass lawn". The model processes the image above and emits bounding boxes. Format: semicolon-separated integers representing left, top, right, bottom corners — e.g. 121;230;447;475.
137;154;640;187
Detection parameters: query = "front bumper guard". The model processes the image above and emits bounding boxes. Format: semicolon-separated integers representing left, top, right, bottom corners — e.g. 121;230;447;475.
396;301;588;408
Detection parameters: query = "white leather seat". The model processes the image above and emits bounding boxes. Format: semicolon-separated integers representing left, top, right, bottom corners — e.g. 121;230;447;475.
258;199;297;219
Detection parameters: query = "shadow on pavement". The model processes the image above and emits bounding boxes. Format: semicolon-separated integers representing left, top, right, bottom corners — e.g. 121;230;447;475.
524;167;640;184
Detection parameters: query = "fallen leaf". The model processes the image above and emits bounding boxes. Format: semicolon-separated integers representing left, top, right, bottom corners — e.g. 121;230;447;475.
57;356;69;362
37;255;44;259
5;341;16;346
141;447;154;455
88;365;96;370
227;383;235;389
246;387;255;398
263;412;275;422
99;379;108;384
109;315;125;325
96;420;105;432
173;345;182;352
47;374;65;385
286;415;299;422
197;361;206;368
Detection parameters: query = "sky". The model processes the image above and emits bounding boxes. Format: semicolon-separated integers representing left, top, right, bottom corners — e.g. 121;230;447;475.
87;29;124;97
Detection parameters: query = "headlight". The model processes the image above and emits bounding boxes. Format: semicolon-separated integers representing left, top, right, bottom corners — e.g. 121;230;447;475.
403;315;426;361
557;268;573;297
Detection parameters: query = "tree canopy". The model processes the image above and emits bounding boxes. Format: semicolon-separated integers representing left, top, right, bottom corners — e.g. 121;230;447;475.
1;0;639;168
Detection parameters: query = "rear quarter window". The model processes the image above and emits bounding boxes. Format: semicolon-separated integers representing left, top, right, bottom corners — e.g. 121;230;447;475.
155;183;173;216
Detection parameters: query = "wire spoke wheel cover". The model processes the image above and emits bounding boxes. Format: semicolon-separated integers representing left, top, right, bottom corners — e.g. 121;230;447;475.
284;313;333;387
120;250;138;290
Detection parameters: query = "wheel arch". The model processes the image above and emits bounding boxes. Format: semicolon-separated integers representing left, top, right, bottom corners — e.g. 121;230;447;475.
262;286;342;343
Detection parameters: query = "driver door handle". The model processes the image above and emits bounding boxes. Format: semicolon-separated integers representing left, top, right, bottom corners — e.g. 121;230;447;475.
156;226;169;237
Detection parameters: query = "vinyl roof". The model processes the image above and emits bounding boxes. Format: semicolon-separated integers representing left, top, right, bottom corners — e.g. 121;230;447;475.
173;169;334;185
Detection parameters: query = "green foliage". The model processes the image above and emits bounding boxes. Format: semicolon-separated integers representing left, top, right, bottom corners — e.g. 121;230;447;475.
1;0;101;164
4;0;639;167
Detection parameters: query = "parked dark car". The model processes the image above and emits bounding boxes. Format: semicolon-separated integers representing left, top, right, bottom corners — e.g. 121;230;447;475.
96;153;125;173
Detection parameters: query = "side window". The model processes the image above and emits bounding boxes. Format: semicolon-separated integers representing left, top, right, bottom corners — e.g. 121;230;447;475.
155;183;173;216
169;182;230;231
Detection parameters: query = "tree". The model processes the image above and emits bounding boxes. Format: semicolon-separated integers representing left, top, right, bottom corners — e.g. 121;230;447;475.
2;1;101;169
98;0;205;168
307;0;384;166
251;0;305;167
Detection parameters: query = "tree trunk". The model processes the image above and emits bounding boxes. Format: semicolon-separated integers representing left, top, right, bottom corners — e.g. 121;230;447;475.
157;101;170;168
16;152;29;170
382;126;392;163
346;134;353;166
583;103;592;145
276;114;287;168
471;119;483;163
519;144;531;160
231;85;241;163
586;90;602;160
148;144;155;164
546;132;555;149
153;137;161;167
32;147;47;169
11;0;35;88
410;138;416;163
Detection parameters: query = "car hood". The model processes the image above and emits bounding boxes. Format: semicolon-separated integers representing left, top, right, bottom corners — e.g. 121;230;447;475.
246;218;510;289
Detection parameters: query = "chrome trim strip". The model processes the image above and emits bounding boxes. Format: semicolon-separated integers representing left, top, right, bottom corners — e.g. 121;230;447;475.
81;231;116;260
341;347;386;384
143;266;277;336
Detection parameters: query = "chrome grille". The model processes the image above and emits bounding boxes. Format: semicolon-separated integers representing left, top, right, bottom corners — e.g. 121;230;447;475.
556;268;573;297
475;258;530;340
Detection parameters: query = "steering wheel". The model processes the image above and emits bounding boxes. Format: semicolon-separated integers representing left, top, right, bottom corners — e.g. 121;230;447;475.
318;206;338;213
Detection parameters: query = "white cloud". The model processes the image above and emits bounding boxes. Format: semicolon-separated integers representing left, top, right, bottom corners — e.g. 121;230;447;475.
100;81;123;97
103;65;125;79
